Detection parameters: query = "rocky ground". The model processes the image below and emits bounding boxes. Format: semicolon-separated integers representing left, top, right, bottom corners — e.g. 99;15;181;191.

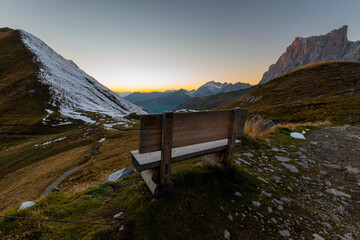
232;125;360;240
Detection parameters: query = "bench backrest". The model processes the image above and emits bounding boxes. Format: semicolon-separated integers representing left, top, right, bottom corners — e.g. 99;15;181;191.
139;109;247;153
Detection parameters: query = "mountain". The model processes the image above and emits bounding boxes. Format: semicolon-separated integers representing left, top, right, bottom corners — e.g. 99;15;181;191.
134;89;192;113
0;28;145;133
222;62;360;124
259;25;360;84
125;81;252;113
196;80;252;96
177;86;258;110
125;91;173;103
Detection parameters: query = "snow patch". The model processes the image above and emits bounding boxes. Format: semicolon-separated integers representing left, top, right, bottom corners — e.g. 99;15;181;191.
35;137;66;147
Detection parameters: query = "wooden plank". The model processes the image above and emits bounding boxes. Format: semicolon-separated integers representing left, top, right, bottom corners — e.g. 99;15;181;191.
139;110;233;153
131;139;241;172
139;114;162;153
160;112;174;185
235;108;248;137
173;111;232;148
223;109;242;166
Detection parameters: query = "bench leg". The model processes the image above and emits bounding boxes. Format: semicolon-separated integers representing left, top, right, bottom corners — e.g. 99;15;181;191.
141;169;173;198
201;152;226;169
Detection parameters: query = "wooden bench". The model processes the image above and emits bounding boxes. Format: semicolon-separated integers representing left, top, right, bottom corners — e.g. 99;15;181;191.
130;108;247;198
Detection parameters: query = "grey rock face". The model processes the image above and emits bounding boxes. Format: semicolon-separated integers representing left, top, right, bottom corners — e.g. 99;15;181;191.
260;25;360;84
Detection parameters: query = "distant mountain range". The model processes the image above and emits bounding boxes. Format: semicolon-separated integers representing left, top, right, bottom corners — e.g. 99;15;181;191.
0;28;145;133
125;80;252;113
260;25;360;84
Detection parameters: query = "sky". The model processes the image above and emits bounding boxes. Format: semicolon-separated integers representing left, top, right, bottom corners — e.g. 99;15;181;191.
1;0;360;92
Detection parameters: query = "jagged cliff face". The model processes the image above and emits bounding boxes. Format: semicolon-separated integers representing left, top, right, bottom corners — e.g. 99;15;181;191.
260;25;360;84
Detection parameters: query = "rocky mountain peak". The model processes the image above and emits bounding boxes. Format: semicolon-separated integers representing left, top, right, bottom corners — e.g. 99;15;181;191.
259;25;360;84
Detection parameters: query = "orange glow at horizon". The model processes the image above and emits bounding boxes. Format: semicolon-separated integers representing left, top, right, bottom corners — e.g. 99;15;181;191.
109;77;260;93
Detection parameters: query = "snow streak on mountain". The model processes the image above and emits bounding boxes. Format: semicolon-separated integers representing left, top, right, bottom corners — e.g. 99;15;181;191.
20;30;146;123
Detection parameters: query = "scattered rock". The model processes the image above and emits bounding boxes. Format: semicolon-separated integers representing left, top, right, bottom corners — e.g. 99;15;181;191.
252;201;261;207
18;201;35;210
290;132;306;139
344;233;354;240
224;229;230;239
113;212;124;219
118;225;124;231
243;152;254;158
281;163;299;173
235;192;242;197
228;215;233;221
279;229;290;237
247;115;275;133
268;207;273;213
107;168;134;182
326;189;351;198
275;155;291;162
312;233;325;240
280;197;292;204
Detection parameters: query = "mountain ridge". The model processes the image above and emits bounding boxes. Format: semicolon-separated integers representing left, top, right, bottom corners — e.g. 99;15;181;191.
0;27;145;134
259;25;360;84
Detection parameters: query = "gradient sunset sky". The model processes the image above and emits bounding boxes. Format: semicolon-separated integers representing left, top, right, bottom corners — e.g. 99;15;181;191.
1;0;360;92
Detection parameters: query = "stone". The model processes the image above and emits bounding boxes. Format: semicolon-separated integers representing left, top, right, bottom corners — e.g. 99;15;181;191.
344;233;354;240
247;115;276;133
268;207;273;213
275;155;291;162
280;197;292;204
235;192;242;197
224;229;230;240
279;230;290;237
107;168;135;182
312;233;325;240
290;132;306;139
271;218;277;223
113;212;124;219
228;215;233;221
281;163;299;173
119;225;124;231
252;201;261;207
326;189;351;198
18;201;35;210
243;152;254;158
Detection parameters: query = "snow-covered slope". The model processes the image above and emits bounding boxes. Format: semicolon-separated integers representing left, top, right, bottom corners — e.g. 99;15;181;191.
20;30;146;123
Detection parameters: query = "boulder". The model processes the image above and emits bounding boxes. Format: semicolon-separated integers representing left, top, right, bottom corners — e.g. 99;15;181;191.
18;201;35;210
247;115;275;133
107;168;135;182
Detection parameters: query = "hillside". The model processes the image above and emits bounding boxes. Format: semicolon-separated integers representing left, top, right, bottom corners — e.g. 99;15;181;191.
221;62;360;124
1;123;359;239
0;28;51;134
260;25;360;84
0;28;145;134
177;86;258;110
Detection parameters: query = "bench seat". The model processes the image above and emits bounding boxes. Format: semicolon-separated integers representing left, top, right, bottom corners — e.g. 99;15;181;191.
131;139;241;172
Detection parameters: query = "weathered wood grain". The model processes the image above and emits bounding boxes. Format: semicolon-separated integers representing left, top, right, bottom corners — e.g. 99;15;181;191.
139;110;234;153
160;112;173;185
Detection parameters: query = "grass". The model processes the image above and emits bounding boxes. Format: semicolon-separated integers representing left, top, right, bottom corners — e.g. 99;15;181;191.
219;62;360;125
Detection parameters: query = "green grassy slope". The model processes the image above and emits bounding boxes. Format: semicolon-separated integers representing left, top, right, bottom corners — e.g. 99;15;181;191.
0;28;53;134
219;62;360;124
